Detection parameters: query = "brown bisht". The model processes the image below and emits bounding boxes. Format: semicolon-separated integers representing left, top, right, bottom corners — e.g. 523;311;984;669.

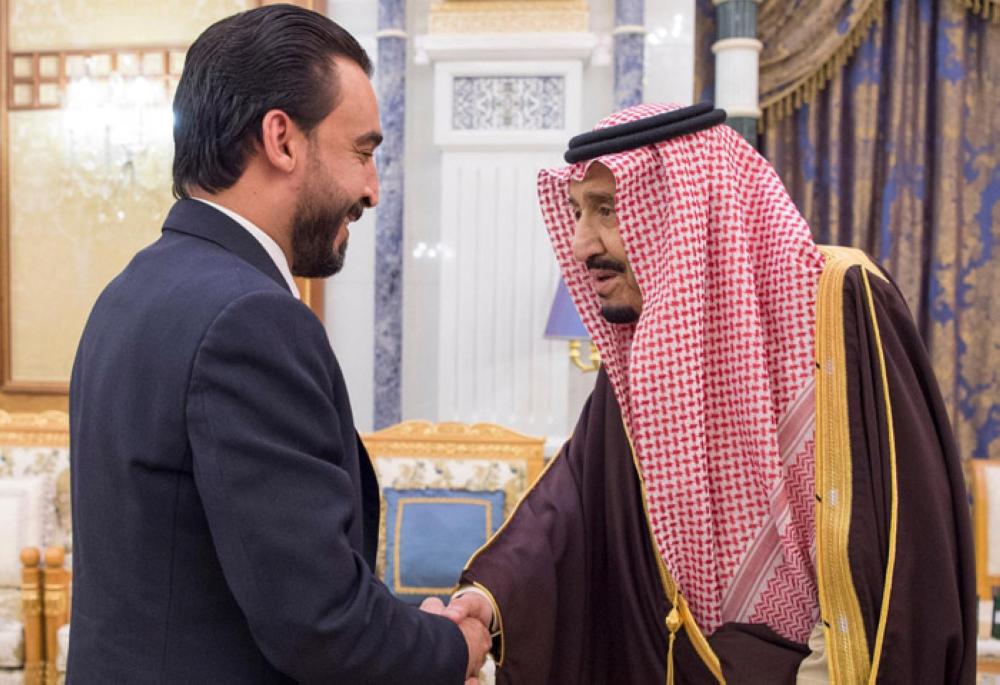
460;249;975;684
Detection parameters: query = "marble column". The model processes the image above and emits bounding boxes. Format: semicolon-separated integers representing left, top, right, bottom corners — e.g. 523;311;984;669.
614;0;645;109
374;0;406;428
712;0;760;146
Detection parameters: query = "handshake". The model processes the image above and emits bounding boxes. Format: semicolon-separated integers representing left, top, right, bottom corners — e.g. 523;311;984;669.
420;592;495;684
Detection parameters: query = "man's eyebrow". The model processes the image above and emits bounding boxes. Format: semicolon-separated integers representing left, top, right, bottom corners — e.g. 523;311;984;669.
583;191;615;205
355;131;383;148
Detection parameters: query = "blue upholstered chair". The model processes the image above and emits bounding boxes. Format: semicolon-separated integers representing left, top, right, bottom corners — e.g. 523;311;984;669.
362;421;545;605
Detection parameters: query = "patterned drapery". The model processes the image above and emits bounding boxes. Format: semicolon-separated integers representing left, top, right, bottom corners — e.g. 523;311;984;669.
695;0;1000;460
758;0;882;128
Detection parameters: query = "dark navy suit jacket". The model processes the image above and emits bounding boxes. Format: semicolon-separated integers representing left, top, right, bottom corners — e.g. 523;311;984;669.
67;199;466;684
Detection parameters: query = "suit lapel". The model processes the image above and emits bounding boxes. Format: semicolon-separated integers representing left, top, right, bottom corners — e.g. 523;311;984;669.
161;199;291;293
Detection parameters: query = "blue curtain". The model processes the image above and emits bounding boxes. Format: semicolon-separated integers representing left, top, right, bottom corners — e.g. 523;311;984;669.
698;0;1000;460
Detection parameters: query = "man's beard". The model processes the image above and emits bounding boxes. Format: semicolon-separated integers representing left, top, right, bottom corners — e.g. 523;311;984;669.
601;305;640;324
290;177;365;279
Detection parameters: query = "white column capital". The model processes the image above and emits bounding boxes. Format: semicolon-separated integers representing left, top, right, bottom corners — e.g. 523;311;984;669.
711;37;763;54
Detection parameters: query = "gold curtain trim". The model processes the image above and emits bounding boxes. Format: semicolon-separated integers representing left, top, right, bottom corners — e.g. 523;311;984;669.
955;0;1000;22
760;1;885;130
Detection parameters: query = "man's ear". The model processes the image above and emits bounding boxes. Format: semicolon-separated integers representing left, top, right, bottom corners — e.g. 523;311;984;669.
260;109;301;174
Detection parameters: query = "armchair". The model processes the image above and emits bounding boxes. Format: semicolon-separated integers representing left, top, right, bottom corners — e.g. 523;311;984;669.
0;411;70;685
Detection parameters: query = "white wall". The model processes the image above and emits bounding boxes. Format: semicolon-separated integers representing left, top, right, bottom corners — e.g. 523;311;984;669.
645;0;696;106
400;0;442;425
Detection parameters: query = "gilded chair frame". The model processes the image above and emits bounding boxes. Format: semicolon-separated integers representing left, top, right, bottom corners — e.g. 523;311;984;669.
362;420;546;486
971;458;1000;601
0;409;69;685
973;459;1000;674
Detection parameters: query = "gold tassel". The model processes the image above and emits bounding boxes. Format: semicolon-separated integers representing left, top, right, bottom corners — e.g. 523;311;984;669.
666;630;676;685
665;604;682;685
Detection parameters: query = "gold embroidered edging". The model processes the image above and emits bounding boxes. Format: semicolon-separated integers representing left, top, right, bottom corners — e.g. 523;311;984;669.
815;246;874;683
859;268;899;683
818;246;888;283
623;421;725;684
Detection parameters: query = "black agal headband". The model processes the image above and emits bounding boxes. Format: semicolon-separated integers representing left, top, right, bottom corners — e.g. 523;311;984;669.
563;103;728;164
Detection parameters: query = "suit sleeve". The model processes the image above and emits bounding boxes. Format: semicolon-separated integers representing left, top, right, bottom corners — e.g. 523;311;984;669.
186;291;467;684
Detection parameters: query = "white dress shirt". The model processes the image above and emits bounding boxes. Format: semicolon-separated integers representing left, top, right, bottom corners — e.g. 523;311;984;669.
194;198;300;300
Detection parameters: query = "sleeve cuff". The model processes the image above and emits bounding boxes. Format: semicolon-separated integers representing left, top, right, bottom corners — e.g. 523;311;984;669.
452;582;505;667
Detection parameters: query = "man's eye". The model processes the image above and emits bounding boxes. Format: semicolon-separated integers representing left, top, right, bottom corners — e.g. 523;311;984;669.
598;206;613;217
572;209;582;221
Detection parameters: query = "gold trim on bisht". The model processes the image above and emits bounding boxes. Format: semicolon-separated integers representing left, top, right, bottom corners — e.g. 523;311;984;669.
469;581;505;668
814;246;890;683
858;267;899;683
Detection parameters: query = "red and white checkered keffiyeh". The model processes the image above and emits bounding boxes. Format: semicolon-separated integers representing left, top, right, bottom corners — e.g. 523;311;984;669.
538;103;826;643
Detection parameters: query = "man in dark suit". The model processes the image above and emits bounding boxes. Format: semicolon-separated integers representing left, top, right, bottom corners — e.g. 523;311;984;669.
66;6;489;683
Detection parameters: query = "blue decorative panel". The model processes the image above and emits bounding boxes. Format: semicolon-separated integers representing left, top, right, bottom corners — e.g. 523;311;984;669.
383;488;505;604
452;76;565;131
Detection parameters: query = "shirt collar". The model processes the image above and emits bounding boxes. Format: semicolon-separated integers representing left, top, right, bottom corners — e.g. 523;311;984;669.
193;198;300;300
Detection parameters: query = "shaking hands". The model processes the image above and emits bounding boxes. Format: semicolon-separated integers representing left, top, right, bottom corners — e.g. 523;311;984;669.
420;592;494;685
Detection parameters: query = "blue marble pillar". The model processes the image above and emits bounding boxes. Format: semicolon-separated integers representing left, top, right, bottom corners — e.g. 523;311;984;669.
614;0;645;109
374;0;405;429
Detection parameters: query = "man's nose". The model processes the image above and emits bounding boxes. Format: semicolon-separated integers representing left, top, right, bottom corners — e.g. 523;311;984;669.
365;165;380;208
571;221;601;264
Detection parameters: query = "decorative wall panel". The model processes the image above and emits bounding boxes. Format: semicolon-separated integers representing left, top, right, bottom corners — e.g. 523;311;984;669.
452;76;565;130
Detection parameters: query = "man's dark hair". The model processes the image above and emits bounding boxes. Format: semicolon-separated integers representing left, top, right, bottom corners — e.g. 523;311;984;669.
171;4;372;199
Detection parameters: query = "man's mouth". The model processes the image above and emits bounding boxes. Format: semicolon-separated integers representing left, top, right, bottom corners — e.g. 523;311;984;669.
591;270;620;296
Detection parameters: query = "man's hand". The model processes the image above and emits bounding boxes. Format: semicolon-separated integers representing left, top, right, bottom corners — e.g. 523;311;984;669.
442;592;493;630
420;597;491;684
